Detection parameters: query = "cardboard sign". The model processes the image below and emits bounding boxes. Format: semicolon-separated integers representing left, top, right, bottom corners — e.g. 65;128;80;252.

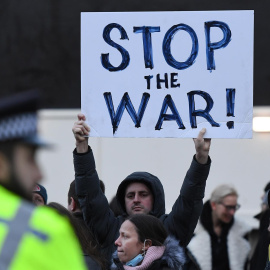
81;11;254;138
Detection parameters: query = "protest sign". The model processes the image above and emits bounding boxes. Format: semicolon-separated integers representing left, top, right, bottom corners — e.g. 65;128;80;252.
81;11;253;138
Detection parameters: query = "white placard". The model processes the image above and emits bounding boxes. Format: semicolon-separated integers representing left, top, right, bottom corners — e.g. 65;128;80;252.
81;11;254;138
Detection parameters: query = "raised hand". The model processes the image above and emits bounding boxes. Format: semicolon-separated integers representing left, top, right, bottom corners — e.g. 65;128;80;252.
72;113;90;153
193;128;211;164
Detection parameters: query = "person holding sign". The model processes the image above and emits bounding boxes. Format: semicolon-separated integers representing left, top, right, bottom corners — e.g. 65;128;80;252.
72;113;211;265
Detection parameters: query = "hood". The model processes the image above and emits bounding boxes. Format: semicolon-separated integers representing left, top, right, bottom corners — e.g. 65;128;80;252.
116;172;165;218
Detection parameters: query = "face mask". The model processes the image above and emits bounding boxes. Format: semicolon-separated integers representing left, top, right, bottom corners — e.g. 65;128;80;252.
126;253;144;266
125;239;149;266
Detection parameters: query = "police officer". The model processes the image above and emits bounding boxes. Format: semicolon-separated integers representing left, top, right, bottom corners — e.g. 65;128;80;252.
0;90;86;269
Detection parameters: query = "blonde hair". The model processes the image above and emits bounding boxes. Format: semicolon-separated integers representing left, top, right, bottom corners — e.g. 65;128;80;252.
210;184;238;203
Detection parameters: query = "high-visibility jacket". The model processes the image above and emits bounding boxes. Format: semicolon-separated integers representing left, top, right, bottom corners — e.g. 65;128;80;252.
0;185;86;270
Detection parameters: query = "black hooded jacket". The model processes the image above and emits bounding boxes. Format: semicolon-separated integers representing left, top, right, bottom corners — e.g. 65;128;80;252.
116;171;166;218
73;147;211;261
249;209;270;270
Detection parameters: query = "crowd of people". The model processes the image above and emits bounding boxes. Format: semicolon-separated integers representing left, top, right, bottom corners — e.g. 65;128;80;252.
0;90;270;270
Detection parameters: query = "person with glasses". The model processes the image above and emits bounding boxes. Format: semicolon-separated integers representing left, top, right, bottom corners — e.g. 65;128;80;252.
185;184;251;270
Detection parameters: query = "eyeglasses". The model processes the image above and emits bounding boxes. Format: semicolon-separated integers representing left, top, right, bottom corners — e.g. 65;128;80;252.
218;202;241;211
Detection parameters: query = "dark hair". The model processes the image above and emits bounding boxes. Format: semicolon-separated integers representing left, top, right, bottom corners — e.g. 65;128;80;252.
47;202;106;270
109;195;123;217
68;179;105;207
67;181;77;206
127;214;168;246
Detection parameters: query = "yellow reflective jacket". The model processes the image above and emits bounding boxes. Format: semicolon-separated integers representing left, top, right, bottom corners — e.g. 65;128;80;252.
0;185;86;270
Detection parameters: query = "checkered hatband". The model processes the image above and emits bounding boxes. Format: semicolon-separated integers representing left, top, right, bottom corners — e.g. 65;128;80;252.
0;113;37;141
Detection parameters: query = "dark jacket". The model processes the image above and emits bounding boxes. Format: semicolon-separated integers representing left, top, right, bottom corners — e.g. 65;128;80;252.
73;147;211;258
111;236;187;270
73;212;103;270
249;209;270;270
265;261;270;270
84;255;102;270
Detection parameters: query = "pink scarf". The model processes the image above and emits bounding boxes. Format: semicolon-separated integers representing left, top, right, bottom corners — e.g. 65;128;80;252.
123;246;166;270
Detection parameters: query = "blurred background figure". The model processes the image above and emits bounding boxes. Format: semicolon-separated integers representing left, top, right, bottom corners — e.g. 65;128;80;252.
263;190;270;270
48;202;106;270
68;179;105;213
32;183;47;205
261;183;270;211
186;184;251;270
109;195;122;217
67;179;108;267
249;182;270;270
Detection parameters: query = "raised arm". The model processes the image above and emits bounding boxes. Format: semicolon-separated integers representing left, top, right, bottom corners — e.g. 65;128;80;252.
194;128;211;165
162;128;211;247
72;114;120;247
72;113;90;153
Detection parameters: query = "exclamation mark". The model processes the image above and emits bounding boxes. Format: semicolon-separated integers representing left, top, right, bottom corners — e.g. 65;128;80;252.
226;88;235;129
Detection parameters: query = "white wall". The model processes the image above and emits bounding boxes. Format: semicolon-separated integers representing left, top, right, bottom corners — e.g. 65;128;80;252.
37;107;270;227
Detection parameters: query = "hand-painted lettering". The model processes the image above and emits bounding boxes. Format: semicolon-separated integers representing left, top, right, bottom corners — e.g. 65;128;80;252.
187;90;220;128
205;21;232;71
103;92;150;134
155;95;185;130
101;23;130;72
162;24;198;70
133;26;160;69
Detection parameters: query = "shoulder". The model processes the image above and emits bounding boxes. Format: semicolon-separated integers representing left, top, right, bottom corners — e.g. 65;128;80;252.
147;259;173;270
161;236;187;269
265;261;270;270
0;187;70;234
30;204;84;249
33;205;70;230
84;255;102;270
193;221;206;234
0;191;86;269
231;217;252;236
189;220;209;240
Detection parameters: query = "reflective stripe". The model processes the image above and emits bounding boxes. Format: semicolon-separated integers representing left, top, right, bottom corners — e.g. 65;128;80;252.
0;218;48;242
0;202;46;269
